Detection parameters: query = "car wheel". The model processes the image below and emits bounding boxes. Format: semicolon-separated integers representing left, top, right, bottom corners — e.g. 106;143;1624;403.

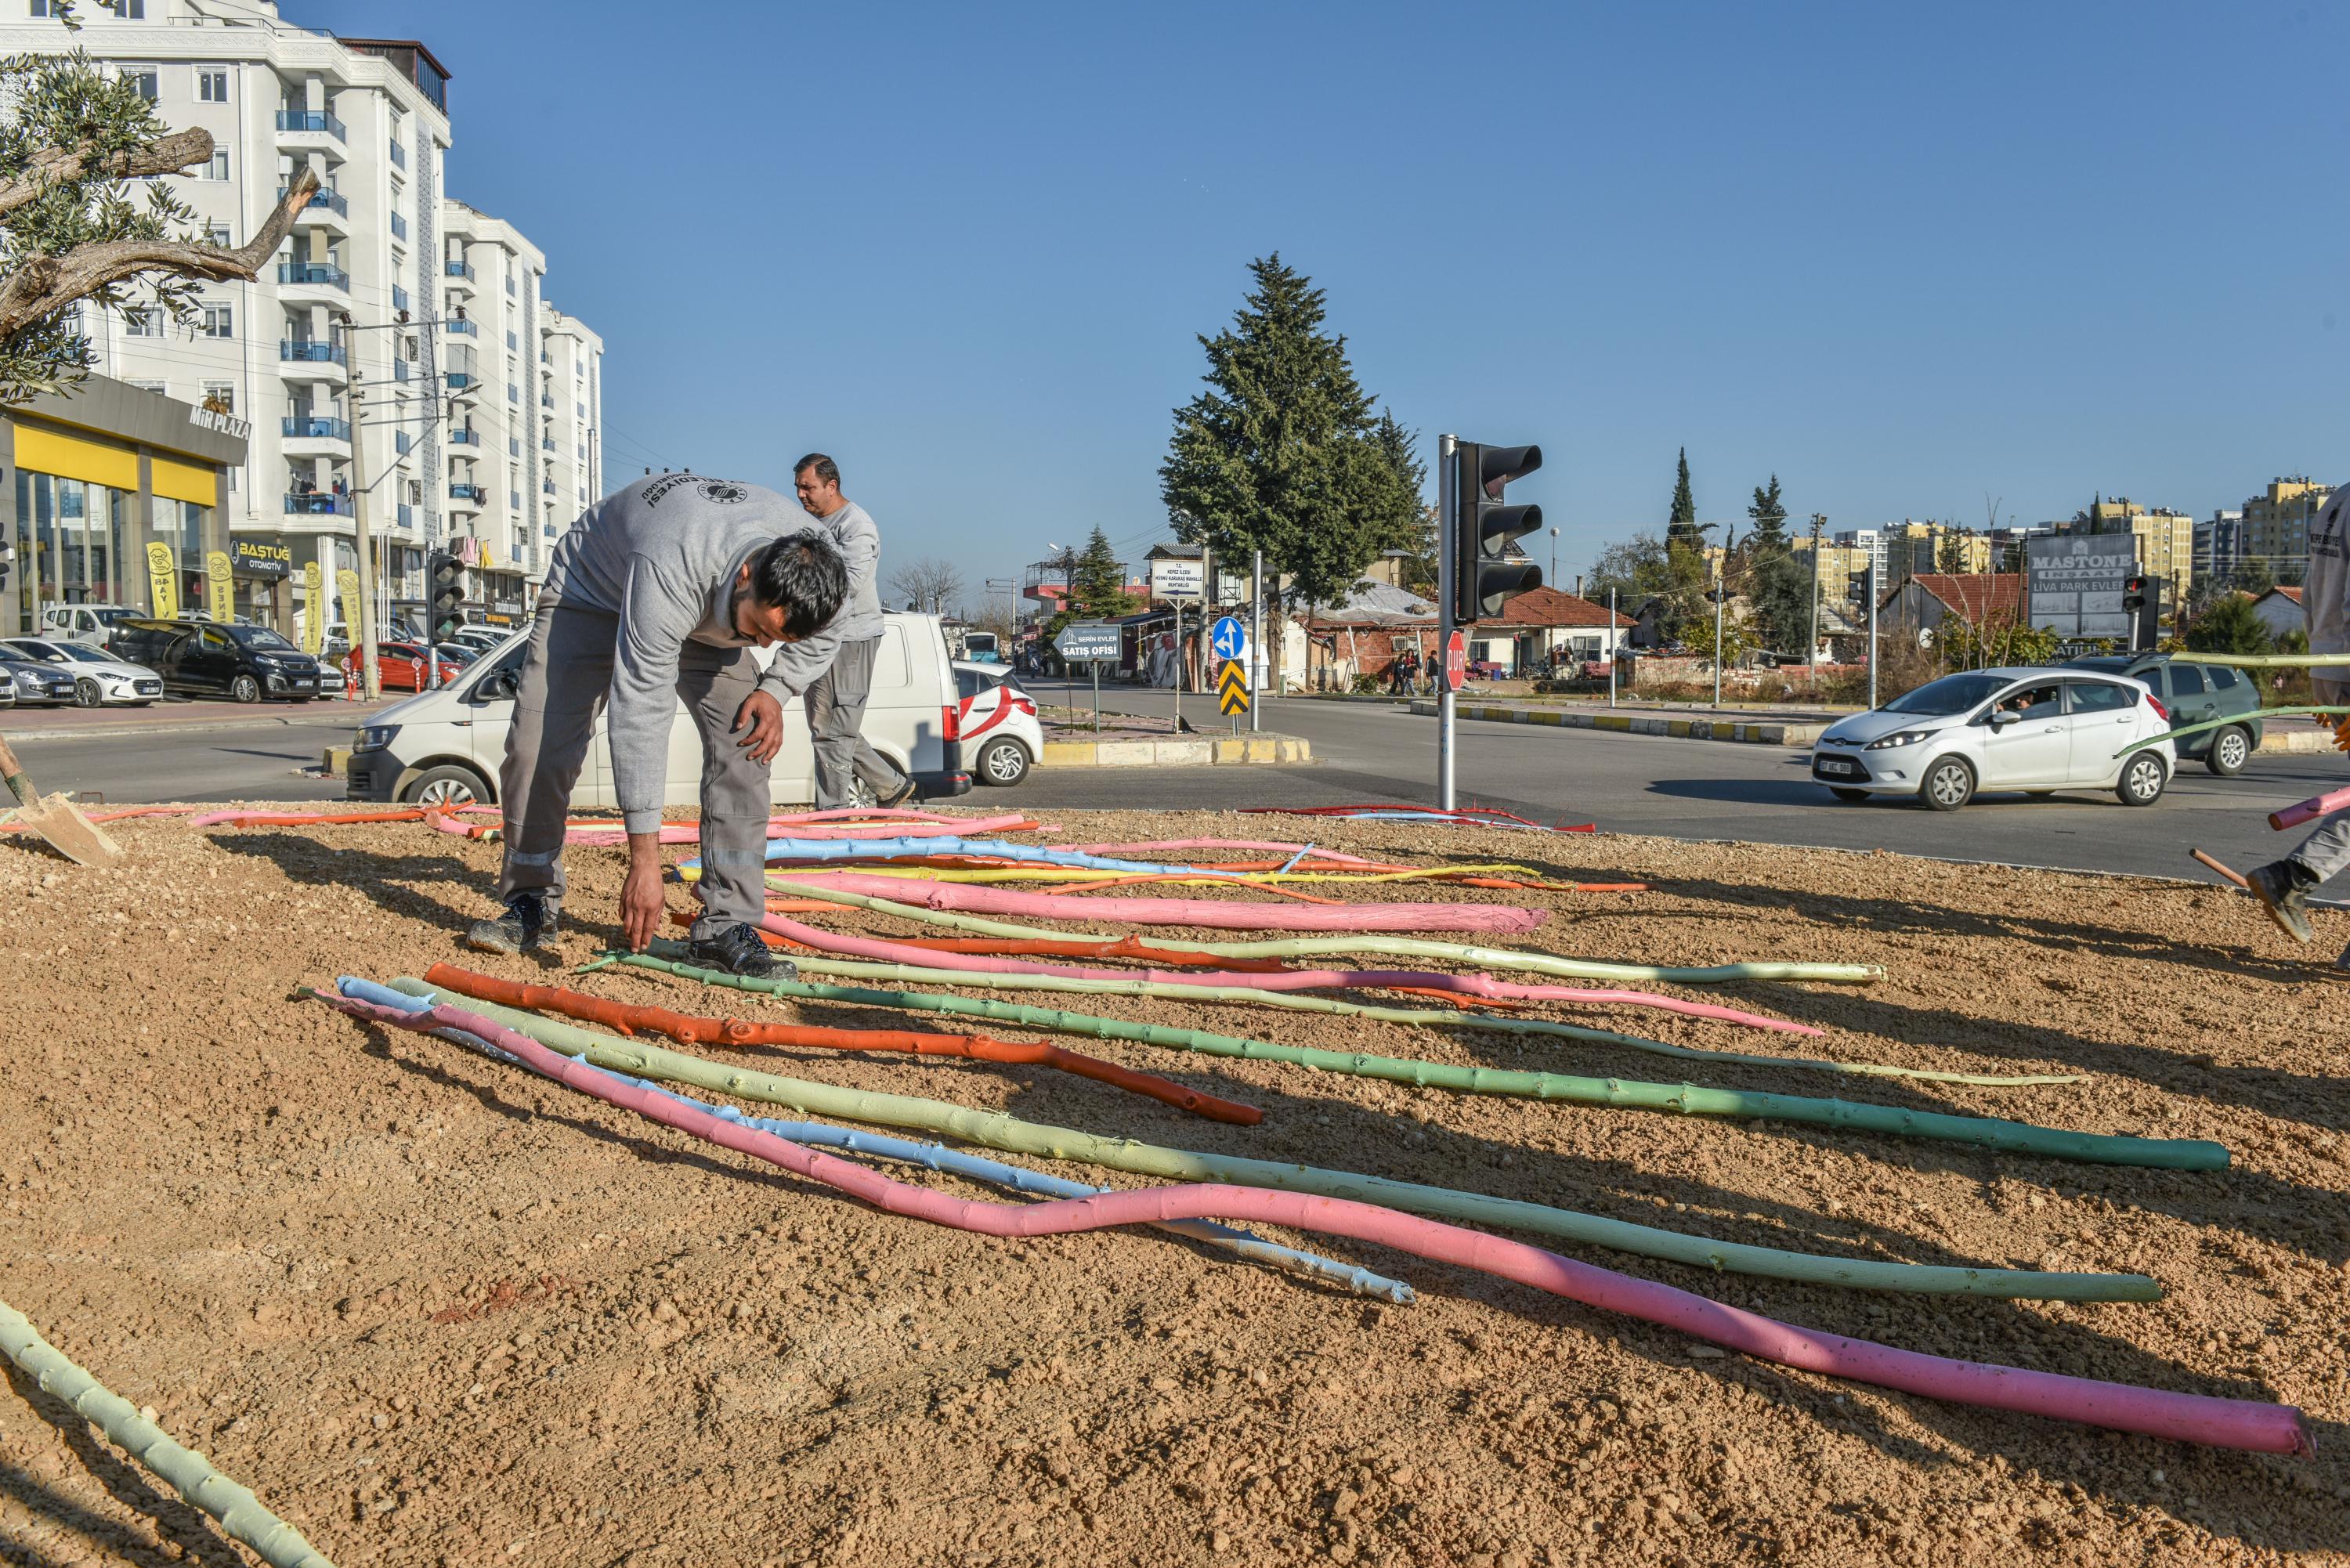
229;673;262;704
2117;752;2167;807
2207;725;2250;777
976;738;1029;787
73;677;101;707
1919;756;1974;811
1828;786;1870;803
400;764;490;807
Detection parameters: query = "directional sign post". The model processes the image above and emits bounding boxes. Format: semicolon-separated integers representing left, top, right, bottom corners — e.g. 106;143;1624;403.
1210;617;1249;733
1054;620;1123;732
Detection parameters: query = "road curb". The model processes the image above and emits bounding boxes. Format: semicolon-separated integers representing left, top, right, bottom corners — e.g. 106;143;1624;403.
1409;699;1825;746
1039;733;1311;768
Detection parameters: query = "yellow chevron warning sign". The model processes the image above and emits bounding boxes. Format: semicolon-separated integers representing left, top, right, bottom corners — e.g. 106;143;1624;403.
1217;658;1250;716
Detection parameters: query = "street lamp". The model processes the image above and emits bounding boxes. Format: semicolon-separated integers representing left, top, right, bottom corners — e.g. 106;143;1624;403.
1549;525;1559;594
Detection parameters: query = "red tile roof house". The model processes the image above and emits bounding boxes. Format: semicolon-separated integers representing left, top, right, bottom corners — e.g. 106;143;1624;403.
1882;572;2027;646
2249;585;2305;639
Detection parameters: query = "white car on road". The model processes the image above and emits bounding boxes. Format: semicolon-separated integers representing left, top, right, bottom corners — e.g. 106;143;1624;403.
1810;667;2175;811
0;636;164;706
953;659;1044;786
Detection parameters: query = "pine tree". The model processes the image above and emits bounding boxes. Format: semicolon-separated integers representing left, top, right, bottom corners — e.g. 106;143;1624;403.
1372;409;1437;595
1746;475;1788;551
1068;526;1136;619
1160;255;1423;611
1665;448;1702;550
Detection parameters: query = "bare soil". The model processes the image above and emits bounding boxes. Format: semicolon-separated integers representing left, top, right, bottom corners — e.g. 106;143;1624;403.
2;809;2345;1566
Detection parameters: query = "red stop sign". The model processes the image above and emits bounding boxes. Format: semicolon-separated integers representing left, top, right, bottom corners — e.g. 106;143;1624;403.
1444;630;1466;692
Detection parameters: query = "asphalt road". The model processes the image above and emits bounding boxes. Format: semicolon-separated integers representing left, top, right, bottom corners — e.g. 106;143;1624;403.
17;680;2345;885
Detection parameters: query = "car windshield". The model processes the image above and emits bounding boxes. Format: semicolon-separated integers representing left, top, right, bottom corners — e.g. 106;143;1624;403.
55;644;110;663
226;625;295;650
1882;673;2012;717
6;640;62;660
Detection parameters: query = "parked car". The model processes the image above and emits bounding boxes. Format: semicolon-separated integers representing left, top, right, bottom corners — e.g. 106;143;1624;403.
450;626;509;655
432;641;483;667
953;659;1043;786
37;603;139;645
0;637;163;706
0;649;74;706
347;641;466;693
105;618;324;703
345;612;972;808
1810;667;2174;811
2066;652;2262;776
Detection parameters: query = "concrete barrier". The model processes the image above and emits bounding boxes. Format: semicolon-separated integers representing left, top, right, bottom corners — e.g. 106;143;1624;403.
1040;733;1311;768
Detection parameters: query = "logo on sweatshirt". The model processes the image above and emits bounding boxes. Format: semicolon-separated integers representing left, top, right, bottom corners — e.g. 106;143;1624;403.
699;479;749;504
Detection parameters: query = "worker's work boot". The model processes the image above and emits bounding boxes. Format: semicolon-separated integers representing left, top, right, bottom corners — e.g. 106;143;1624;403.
465;892;558;956
686;921;797;981
876;771;919;808
2244;860;2316;945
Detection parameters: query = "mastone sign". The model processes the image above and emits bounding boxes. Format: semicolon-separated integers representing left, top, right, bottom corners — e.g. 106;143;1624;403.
2024;535;2138;640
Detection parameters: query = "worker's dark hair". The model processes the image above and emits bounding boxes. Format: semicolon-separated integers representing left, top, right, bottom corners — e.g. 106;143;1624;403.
748;530;848;637
793;453;841;488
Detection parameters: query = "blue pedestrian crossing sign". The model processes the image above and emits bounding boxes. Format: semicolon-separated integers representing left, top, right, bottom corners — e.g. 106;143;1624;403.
1210;615;1248;664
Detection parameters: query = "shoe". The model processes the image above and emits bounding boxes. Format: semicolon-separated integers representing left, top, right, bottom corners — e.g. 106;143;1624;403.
2245;861;2315;945
686;922;797;981
465;892;557;955
875;771;920;808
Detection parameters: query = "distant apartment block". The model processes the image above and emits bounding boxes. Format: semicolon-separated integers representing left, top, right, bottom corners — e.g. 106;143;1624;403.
2240;478;2331;583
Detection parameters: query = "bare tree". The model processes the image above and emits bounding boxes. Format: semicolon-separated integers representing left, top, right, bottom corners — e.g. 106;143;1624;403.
887;556;965;616
0;17;317;400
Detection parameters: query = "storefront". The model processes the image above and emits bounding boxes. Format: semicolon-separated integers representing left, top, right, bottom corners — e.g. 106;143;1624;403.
231;537;295;631
1;375;244;637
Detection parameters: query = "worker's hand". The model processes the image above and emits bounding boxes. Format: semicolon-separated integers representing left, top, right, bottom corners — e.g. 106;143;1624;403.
620;849;667;952
2332;714;2350;753
733;690;786;765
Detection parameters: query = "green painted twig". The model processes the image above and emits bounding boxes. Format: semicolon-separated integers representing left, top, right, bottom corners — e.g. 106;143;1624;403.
2171;653;2350;667
763;877;1886;987
608;949;2214;1169
0;1298;334;1568
380;977;2160;1301
2113;706;2350;758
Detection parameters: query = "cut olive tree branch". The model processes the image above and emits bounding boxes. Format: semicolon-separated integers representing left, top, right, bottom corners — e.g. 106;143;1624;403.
0;124;212;219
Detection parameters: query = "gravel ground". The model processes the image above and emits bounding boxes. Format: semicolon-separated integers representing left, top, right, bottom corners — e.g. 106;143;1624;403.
1;807;2345;1566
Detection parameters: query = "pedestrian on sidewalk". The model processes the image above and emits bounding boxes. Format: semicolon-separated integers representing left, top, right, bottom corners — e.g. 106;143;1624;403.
786;453;915;808
2248;482;2350;958
464;472;849;977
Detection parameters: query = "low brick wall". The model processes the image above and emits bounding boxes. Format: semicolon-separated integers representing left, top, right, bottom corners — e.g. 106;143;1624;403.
1039;734;1312;768
1408;701;1826;746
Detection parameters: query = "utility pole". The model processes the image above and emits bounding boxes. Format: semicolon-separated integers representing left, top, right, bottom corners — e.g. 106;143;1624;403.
1607;586;1618;708
1249;546;1263;732
1712;556;1724;709
1867;558;1879;710
1807;513;1825;687
346;377;382;700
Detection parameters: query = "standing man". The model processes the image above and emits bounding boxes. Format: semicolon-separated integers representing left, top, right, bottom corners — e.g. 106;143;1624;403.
787;453;916;807
2250;482;2350;958
465;472;850;977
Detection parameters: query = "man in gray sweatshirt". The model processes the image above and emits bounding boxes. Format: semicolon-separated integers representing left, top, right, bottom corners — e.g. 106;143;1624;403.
790;453;916;807
464;472;849;977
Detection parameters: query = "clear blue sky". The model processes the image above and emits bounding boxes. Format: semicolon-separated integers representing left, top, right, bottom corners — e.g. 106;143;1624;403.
291;0;2348;598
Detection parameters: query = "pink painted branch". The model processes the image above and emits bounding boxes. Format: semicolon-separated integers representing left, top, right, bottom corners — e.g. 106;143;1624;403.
360;992;2311;1458
768;870;1550;933
2270;785;2350;833
757;913;1814;1035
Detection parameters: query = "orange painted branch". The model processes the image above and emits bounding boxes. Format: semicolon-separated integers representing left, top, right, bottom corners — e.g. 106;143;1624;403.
421;963;1261;1125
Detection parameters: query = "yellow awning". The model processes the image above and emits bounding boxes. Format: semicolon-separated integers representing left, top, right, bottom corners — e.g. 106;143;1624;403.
152;457;219;506
14;423;136;491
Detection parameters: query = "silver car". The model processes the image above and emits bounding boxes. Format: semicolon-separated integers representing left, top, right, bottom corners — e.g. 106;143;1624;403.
1810;667;2175;811
0;636;164;706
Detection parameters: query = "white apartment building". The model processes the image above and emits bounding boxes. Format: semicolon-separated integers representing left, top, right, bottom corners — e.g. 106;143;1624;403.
0;0;603;636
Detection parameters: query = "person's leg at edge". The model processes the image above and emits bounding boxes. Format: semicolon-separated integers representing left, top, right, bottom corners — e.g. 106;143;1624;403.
678;642;793;977
2249;674;2350;948
805;636;908;806
473;602;616;952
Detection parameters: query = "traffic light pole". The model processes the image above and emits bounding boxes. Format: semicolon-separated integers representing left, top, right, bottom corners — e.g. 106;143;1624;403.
346;382;382;701
1436;433;1457;811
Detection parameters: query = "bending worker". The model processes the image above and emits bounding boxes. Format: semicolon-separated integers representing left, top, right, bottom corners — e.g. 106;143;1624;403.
790;453;916;807
2249;480;2350;958
465;471;849;978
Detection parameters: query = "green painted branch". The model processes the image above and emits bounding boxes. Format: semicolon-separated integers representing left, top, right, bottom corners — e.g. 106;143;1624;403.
381;978;2156;1301
0;1297;335;1568
2171;653;2350;667
762;877;1886;987
2113;706;2350;759
608;949;2209;1169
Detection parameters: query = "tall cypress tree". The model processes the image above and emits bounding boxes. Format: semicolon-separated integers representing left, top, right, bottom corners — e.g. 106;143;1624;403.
1665;448;1701;550
1160;255;1423;609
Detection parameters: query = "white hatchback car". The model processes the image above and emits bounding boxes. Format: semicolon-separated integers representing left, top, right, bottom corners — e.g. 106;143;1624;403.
953;659;1045;786
1810;667;2175;811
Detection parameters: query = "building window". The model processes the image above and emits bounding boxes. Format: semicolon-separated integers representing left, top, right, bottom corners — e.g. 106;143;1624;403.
124;307;160;337
207;148;230;181
108;0;146;15
29;1;60;15
202;381;234;414
507;383;518;403
203;221;230;246
199;304;232;338
196;68;227;102
119;66;156;100
125;379;166;395
504;330;517;351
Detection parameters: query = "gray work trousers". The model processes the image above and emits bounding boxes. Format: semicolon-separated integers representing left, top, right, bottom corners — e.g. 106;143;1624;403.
494;602;772;937
804;634;907;809
2289;677;2350;885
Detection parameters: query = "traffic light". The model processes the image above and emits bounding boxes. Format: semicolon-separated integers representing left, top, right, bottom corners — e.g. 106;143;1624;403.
428;551;468;642
1848;562;1878;606
1448;441;1543;624
2121;575;2146;614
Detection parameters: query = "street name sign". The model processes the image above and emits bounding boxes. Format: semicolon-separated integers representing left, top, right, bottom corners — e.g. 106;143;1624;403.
1054;621;1122;662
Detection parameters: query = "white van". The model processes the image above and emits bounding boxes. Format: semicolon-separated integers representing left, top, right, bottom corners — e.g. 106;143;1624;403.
342;611;971;809
38;603;139;644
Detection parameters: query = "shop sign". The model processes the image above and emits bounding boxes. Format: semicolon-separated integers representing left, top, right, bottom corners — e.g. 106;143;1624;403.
492;598;522;615
302;562;324;654
204;551;233;621
188;404;251;441
145;541;177;619
231;537;293;579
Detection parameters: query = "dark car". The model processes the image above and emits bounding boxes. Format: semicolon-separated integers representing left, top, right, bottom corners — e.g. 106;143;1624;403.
2066;652;2262;775
107;617;324;703
0;650;72;706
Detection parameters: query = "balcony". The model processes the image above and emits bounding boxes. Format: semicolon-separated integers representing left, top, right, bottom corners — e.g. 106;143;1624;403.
541;437;555;451
448;427;480;446
392;284;408;314
275;261;349;302
277;339;348;385
389;138;407;168
444;258;476;284
443;316;477;337
277;185;350;238
448;482;486;512
390;211;407;240
275;108;346;143
281;414;350;442
284;493;352;516
278;339;346;366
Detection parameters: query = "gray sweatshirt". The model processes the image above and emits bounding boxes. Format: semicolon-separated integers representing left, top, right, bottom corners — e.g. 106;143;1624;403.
756;499;884;695
540;472;861;833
